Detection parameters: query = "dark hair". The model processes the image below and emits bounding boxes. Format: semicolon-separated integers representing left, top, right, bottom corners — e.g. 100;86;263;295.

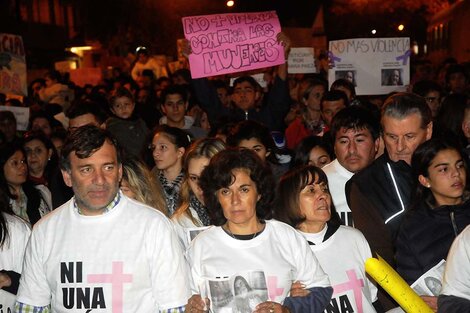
0;111;16;123
233;276;252;296
65;100;108;125
60;125;122;172
291;136;333;169
411;138;468;209
382;92;432;129
28;110;61;132
150;125;192;150
330;106;380;141
23;130;59;181
446;64;468;86
161;85;189;103
45;70;61;82
172;69;192;84
0;188;14;248
320;90;349;110
109;87;134;108
233;76;259;90
412;80;443;97
0;143;25;200
434;93;468;146
226;121;279;164
331;78;356;99
199;148;275;226
274;165;341;228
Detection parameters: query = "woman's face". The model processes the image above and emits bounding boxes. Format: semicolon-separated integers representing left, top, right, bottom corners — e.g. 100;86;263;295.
217;169;260;226
120;178;136;199
188;157;210;204
308;146;331;168
238;138;269;162
151;133;184;171
234;278;249;295
305;85;325;112
419;149;466;206
31;117;52;137
24;139;52;177
4;150;27;188
298;174;332;230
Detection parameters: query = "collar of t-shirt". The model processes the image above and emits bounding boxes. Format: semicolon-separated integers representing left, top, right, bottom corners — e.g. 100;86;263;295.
73;192;121;215
301;224;328;245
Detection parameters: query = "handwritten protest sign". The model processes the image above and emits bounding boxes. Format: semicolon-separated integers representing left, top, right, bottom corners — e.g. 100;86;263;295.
0;33;27;96
182;11;285;79
0;105;30;131
288;47;316;74
328;37;410;95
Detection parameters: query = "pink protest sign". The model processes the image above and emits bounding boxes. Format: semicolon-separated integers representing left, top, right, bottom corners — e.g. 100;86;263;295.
182;11;284;79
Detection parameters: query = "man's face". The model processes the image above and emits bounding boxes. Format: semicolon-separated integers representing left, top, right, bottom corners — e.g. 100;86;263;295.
448;72;467;94
68;114;101;132
382;113;432;164
322;99;346;127
232;81;259;111
334;127;378;173
391;70;400;85
162;93;188;125
61;140;122;216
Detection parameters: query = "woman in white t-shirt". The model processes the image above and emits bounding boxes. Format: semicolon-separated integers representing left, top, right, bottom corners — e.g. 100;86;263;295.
185;148;332;313
0;188;31;310
171;138;225;249
275;165;381;313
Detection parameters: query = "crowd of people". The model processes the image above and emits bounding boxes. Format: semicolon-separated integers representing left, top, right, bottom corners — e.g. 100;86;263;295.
0;32;470;313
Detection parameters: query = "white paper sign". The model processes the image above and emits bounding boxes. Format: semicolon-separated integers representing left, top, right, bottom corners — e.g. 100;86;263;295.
287;47;316;74
328;37;410;95
230;73;268;88
0;105;30;131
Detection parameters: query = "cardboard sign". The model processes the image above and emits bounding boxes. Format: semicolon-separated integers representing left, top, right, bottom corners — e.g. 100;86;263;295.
287;47;316;74
0;105;30;131
328;37;410;95
0;33;27;96
182;11;285;78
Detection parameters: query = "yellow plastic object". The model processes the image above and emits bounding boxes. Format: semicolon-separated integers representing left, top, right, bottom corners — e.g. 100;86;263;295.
365;255;433;313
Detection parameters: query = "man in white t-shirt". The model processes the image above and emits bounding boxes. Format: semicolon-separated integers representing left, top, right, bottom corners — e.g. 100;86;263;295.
15;125;190;312
322;106;380;226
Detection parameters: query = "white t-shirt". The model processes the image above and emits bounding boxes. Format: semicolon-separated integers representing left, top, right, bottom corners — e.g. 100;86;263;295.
187;220;330;304
323;159;354;226
171;208;209;250
16;194;191;312
0;213;31;311
301;225;378;313
440;224;470;301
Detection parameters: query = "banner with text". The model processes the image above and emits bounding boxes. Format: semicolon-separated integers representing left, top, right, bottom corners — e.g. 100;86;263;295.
288;47;316;74
182;11;284;78
0;33;27;96
328;37;410;95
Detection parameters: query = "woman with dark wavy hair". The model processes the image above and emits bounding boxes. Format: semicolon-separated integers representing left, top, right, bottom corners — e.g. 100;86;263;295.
184;148;332;313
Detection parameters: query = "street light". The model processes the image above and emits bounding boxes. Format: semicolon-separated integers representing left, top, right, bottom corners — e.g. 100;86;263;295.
227;0;234;7
371;29;377;35
398;24;405;31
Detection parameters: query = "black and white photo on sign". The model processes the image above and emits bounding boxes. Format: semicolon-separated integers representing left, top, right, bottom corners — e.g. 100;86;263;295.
187;226;210;243
334;70;357;86
381;68;403;86
207;271;269;313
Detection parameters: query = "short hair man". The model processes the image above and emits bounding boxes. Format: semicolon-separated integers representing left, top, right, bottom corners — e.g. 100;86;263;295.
160;85;207;139
322;106;380;226
65;100;108;132
321;90;349;128
412;80;443;118
346;93;432;266
16;126;190;312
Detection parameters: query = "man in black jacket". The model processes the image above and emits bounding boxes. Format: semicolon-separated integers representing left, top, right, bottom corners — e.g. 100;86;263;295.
345;93;433;310
346;92;433;266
